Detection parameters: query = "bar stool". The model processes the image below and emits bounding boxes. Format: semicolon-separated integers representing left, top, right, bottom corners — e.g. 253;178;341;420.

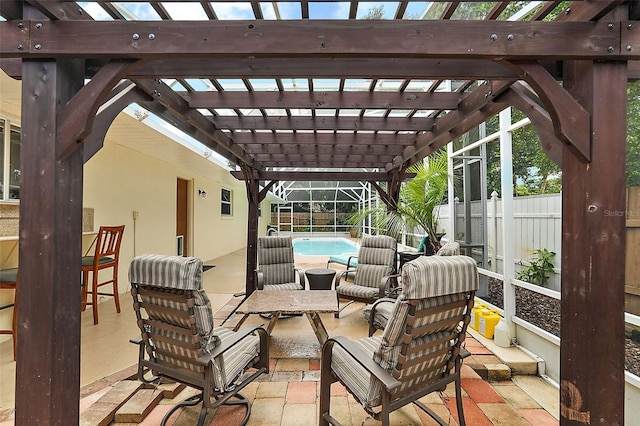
0;267;18;361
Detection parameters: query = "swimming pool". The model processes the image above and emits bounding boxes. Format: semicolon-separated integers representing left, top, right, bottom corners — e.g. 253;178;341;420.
292;238;359;256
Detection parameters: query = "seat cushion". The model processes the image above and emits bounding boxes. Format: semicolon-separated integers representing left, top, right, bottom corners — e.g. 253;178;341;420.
81;256;115;266
211;326;261;391
362;300;395;331
263;282;304;291
331;336;381;406
0;268;18;283
336;283;379;300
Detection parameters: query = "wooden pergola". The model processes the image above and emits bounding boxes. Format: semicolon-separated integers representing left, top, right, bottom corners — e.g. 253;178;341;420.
0;1;637;424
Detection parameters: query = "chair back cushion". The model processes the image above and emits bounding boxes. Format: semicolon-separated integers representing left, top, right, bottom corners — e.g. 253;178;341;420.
436;241;460;256
354;235;397;288
367;255;478;405
128;254;217;349
258;236;296;285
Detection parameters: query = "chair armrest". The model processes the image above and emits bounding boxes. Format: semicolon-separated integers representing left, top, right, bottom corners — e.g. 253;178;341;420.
129;336;143;345
335;268;357;289
322;336;402;392
378;273;400;298
368;298;396;335
295;268;306;288
256;270;265;290
346;255;358;268
199;326;268;363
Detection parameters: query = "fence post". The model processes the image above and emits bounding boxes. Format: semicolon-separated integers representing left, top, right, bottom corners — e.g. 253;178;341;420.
499;108;516;341
491;191;499;272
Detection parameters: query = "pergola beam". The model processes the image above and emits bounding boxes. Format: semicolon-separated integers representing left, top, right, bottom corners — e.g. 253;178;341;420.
231;132;419;145
217;116;433;132
0;20;628;60
231;170;415;182
182;91;462;110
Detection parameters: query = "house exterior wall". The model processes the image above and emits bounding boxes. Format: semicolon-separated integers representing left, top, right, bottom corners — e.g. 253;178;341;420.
0;73;266;340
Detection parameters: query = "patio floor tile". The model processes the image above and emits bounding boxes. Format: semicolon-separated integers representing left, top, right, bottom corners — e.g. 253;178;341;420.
286;381;317;404
519;408;560;425
281;403;317;426
477;402;531;426
461;378;507;403
445;397;493;426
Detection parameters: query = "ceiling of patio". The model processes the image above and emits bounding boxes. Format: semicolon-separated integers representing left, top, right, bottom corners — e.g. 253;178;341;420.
1;1;637;182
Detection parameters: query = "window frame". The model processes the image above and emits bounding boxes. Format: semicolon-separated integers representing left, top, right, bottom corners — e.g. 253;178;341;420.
221;187;233;216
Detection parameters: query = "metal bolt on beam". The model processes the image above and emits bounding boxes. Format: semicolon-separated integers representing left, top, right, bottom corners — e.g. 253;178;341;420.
34;44;42;50
17;22;23;28
628;24;634;30
35;22;42;29
608;46;614;52
17;44;23;50
608;23;614;30
132;33;140;40
148;33;155;40
490;34;497;41
507;34;514;41
627;45;633;52
565;7;571;15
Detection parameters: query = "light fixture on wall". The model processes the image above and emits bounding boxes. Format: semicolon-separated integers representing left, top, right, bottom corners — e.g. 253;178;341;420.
198;189;207;198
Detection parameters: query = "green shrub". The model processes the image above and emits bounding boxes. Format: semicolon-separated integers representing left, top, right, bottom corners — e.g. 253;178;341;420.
516;248;556;287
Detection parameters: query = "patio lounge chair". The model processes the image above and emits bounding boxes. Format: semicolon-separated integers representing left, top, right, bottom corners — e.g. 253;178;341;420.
334;235;397;318
364;241;461;336
128;254;269;426
319;255;478;426
256;236;305;291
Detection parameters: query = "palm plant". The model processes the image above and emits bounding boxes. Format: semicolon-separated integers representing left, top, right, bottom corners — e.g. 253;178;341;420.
349;151;451;253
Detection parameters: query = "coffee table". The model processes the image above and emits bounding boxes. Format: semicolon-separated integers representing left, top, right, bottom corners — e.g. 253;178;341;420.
233;290;338;345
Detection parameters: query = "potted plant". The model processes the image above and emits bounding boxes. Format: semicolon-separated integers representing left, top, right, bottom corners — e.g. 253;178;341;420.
349;150;451;253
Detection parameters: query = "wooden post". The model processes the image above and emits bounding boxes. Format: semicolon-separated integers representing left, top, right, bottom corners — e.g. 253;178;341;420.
15;57;85;424
242;168;260;295
561;60;626;425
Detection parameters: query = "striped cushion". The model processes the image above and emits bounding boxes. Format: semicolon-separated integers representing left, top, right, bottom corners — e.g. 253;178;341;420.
331;336;381;404
436;241;460;256
336;283;379;300
263;282;304;291
129;254;203;290
353;235;396;289
366;255;478;405
362;300;394;330
258;236;296;285
211;326;260;390
401;255;478;298
129;255;216;349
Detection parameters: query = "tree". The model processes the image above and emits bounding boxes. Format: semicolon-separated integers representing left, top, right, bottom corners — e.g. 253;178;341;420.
349;150;451;252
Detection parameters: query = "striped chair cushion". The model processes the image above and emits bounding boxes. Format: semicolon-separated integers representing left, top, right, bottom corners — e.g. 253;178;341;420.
129;255;217;350
211;326;260;390
353;235;396;289
367;255;478;405
258;236;296;285
436;241;461;256
331;336;381;405
263;282;304;291
362;300;395;330
336;283;379;300
401;255;478;299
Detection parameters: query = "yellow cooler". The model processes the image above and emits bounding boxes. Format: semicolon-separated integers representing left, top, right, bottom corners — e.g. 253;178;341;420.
470;303;487;331
479;310;502;339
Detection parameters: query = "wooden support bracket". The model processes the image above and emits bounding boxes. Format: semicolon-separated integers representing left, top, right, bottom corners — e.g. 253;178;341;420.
503;61;591;163
56;59;143;161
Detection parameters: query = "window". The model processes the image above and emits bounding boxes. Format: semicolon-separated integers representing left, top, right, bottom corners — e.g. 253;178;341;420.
221;188;232;216
0;117;21;201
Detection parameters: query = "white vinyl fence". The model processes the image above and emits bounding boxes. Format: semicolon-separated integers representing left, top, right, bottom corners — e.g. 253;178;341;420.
438;192;562;291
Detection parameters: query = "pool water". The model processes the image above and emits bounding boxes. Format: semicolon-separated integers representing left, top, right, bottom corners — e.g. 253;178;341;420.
292;238;359;256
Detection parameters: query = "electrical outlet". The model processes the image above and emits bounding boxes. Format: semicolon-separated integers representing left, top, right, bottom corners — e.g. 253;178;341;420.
132;210;139;219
